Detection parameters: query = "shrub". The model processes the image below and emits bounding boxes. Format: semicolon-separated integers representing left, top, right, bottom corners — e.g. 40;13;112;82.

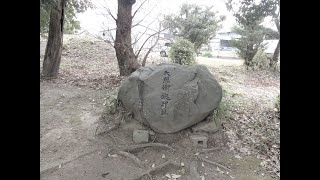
231;25;265;69
251;48;270;70
169;38;196;65
202;52;213;58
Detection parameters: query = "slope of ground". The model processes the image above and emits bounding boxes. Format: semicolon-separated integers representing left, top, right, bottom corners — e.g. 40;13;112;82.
40;35;280;180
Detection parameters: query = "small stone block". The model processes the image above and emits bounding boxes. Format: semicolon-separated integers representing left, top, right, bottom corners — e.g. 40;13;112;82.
133;130;149;143
190;134;208;148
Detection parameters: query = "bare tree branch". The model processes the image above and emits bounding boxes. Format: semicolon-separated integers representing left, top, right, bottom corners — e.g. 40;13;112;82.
107;8;117;22
131;16;159;46
106;27;115;44
141;23;162;67
80;29;115;48
132;2;159;28
132;0;148;19
272;10;280;32
99;0;117;22
135;27;169;58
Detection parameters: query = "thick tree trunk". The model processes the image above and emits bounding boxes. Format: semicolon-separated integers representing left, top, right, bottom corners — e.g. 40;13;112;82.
41;0;66;78
115;0;141;76
271;13;280;68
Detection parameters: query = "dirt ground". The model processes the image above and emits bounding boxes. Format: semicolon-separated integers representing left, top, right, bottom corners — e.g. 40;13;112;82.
40;35;280;180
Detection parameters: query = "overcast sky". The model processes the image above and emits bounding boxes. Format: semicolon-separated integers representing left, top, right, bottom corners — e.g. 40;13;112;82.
77;0;276;37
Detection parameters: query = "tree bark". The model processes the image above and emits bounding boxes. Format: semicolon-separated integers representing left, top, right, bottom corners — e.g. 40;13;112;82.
114;0;141;76
41;0;66;78
271;14;280;68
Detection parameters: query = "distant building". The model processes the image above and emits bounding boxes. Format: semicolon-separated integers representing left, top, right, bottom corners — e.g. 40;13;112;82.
208;31;241;51
155;30;175;51
262;39;279;56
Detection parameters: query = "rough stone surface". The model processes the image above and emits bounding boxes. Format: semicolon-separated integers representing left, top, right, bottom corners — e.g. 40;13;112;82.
190;134;208;148
149;130;156;136
118;63;222;133
133;130;149;143
192;118;220;133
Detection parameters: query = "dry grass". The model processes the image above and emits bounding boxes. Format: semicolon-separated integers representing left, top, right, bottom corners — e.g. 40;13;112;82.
206;64;280;177
40;35;124;90
196;57;244;67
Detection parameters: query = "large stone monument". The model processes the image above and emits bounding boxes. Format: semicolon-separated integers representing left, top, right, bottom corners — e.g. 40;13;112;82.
118;63;222;133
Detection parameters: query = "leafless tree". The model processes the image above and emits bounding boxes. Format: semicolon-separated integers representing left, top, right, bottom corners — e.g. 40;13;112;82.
98;0;168;75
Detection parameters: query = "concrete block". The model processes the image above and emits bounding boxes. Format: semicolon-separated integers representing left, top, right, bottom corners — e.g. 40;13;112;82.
190;134;208;148
133;130;149;143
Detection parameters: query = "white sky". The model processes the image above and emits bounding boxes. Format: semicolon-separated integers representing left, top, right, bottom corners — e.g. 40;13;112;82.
77;0;277;39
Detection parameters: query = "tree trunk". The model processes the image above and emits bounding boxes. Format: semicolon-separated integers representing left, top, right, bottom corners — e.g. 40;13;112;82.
271;14;280;68
114;0;141;76
41;0;66;78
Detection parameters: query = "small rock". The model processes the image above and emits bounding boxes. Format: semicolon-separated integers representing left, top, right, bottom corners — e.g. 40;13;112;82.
149;130;156;136
181;162;185;167
162;154;166;159
133;130;149;143
58;164;61;168
201;162;204;167
108;154;118;158
151;164;155;168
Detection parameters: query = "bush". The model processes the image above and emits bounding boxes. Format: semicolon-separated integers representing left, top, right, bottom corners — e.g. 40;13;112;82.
169;38;196;65
231;25;265;69
202;52;213;58
251;48;270;70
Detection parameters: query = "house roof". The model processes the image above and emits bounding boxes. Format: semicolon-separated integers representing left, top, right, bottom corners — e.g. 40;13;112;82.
263;40;279;54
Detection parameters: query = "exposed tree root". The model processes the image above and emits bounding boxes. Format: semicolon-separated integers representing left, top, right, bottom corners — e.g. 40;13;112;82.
199;147;222;154
120;143;175;152
131;160;180;180
40;148;102;176
189;161;201;180
197;156;232;172
108;133;118;147
117;150;145;169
